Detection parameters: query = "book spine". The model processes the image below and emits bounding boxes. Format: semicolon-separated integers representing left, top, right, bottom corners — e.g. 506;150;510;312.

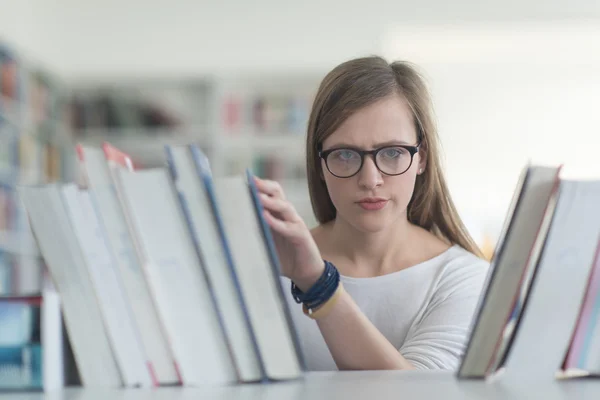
164;145;241;383
245;169;307;374
189;145;267;382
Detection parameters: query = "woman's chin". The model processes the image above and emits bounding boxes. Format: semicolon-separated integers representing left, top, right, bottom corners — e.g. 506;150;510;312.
346;213;394;234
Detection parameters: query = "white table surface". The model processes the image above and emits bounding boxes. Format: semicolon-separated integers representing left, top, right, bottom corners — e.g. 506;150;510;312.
3;371;600;400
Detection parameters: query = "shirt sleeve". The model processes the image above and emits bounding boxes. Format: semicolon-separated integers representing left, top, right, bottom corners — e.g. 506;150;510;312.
399;257;489;370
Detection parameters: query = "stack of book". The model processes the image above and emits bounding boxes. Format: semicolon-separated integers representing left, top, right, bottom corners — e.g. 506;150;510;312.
17;142;305;390
457;164;600;380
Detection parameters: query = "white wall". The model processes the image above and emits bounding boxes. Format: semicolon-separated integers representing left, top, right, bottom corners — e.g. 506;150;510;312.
0;0;38;59
26;0;600;78
384;23;600;239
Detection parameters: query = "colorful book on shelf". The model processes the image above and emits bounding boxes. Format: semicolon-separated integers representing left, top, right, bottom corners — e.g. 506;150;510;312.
0;291;63;392
457;163;562;379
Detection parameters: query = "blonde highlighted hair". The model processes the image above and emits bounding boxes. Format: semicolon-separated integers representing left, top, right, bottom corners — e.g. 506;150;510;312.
306;56;483;258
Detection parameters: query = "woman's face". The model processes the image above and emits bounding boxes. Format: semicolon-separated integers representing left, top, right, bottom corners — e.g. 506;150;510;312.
321;94;424;233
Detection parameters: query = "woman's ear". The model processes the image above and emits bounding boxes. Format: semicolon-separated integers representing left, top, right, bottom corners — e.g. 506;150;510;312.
417;143;427;175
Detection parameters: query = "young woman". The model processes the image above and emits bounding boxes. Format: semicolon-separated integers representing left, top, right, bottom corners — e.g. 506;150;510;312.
255;56;489;371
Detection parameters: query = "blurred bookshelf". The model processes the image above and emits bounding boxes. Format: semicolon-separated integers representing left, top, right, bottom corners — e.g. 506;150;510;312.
0;42;76;295
68;73;321;227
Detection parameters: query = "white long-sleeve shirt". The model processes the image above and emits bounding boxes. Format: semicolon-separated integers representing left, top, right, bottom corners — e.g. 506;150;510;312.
281;245;489;371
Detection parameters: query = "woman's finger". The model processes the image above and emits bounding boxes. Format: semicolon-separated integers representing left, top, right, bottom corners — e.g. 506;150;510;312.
254;177;286;199
260;193;299;222
263;209;293;236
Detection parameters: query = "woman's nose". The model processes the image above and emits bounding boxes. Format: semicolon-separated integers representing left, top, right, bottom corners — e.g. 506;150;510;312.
357;156;383;190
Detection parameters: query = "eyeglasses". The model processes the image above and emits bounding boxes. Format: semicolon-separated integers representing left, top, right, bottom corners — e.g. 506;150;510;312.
318;143;421;178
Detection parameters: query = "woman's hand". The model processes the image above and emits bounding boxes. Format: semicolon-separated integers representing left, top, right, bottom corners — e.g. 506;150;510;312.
254;177;324;291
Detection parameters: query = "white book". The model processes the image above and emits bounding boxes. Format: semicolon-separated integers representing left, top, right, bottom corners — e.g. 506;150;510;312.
500;179;600;378
458;164;561;378
569;247;600;374
19;185;122;388
115;167;237;386
213;173;303;381
165;145;263;382
60;184;153;387
77;145;179;385
41;289;64;392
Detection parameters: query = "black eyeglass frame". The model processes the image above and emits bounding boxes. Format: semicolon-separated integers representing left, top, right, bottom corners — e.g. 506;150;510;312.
318;143;422;178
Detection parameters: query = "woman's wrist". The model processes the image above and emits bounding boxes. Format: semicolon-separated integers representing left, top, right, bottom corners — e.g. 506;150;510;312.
291;260;340;315
291;260;326;292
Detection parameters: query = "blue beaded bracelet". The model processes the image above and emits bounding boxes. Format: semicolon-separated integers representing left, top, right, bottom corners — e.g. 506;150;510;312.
291;260;340;310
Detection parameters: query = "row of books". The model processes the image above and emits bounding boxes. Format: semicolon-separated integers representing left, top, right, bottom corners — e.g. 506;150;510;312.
0;42;73;297
1;42;71;189
69;93;182;133
222;93;310;136
251;155;305;182
1;44;64;128
69;91;311;138
0;46;20;102
458;164;600;380
15;142;304;390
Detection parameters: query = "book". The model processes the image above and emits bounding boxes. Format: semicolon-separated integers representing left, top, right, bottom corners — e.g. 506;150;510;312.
498;179;600;378
562;236;600;375
77;144;179;385
457;164;562;379
0;290;63;392
165;145;263;383
211;169;304;381
60;184;153;387
18;185;122;387
114;167;237;386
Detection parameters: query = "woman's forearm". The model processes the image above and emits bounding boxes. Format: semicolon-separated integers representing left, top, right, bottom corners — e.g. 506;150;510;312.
313;288;415;371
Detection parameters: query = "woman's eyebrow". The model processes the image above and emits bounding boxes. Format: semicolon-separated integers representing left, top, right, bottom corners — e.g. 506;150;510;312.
375;140;414;147
325;140;414;149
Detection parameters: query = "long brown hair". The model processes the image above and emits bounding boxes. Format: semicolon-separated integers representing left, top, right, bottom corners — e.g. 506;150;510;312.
306;56;483;258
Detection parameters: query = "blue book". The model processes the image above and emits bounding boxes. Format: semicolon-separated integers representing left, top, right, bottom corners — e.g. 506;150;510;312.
186;145;266;382
185;147;303;380
245;169;306;373
189;146;305;381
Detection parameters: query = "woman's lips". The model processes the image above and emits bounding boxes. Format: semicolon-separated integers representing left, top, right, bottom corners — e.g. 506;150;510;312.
356;198;388;211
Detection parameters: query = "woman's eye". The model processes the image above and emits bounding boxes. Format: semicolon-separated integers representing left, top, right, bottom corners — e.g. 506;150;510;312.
382;148;403;158
335;150;357;160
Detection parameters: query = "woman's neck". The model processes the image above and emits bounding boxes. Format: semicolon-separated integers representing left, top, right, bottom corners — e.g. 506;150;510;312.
328;215;416;277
